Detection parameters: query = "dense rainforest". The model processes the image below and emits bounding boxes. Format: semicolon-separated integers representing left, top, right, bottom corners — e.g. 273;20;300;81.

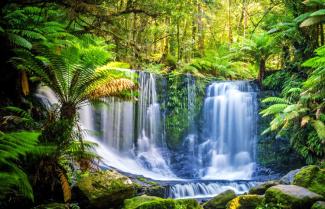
0;0;324;209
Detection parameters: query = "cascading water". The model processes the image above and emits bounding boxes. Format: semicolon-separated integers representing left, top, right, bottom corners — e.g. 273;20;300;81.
80;71;176;180
168;81;258;199
39;71;259;199
198;81;258;180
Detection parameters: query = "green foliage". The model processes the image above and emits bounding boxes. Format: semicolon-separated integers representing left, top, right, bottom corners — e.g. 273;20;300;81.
0;131;40;201
261;46;325;163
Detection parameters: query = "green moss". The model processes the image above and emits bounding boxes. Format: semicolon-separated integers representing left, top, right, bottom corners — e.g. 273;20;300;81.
203;190;236;209
123;195;161;209
226;195;264;209
123;195;202;209
264;185;323;209
312;201;325;209
176;199;202;209
77;170;136;208
137;177;158;185
249;181;279;195
293;165;325;196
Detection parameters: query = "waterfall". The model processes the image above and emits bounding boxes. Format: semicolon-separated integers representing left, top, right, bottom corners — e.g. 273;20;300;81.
198;81;258;180
38;72;259;199
169;181;256;199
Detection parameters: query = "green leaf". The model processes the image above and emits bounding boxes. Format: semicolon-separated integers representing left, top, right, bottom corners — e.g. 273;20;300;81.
300;16;325;27
310;9;325;16
312;120;325;140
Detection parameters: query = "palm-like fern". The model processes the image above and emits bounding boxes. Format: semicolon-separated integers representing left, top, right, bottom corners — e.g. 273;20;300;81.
0;131;40;201
237;33;277;84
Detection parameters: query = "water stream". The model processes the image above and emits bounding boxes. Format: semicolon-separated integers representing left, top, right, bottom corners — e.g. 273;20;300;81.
39;71;259;199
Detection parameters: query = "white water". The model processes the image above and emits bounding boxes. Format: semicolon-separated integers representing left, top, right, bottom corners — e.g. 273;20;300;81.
197;82;257;180
170;181;256;199
38;72;259;199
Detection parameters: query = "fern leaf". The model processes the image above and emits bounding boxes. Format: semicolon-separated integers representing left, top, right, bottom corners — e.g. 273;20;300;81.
57;168;71;203
7;33;32;49
260;104;288;116
311;120;325;140
262;97;289;104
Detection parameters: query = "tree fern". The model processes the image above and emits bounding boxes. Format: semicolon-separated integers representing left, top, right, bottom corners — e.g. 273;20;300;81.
261;45;325;163
0;131;40;201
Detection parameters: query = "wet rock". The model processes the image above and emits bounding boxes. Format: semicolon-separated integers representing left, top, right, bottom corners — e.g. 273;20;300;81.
226;195;263;209
203;190;236;209
77;170;137;209
265;184;323;209
293;165;325;197
312;201;325;209
279;168;301;184
122;195;202;209
249;181;279;195
144;185;166;198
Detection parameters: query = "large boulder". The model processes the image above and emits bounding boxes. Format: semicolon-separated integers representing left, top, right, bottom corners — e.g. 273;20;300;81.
280;168;301;185
123;195;202;209
265;185;323;209
77;170;137;209
203;190;236;209
249;181;279;195
226;195;263;209
293;165;325;197
312;201;325;209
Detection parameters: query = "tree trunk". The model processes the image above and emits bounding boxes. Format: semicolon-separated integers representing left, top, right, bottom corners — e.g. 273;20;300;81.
258;59;266;88
320;24;324;46
197;1;204;56
228;0;233;43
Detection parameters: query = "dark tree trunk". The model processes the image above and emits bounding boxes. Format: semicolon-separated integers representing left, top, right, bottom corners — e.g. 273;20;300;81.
258;59;266;88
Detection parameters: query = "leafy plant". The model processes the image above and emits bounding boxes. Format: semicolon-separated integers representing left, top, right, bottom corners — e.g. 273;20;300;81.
0;131;40;201
261;45;325;163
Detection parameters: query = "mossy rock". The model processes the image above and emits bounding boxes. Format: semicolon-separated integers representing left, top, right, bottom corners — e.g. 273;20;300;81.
264;185;323;209
312;201;325;209
77;170;136;209
123;195;202;209
33;203;67;209
226;195;263;209
249;181;279;195
203;190;236;209
293;165;325;197
175;199;202;209
144;185;167;198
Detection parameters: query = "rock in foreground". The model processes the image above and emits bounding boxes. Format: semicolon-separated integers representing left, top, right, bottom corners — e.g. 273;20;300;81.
226;195;263;209
203;190;236;209
77;170;137;209
249;181;279;195
123;195;202;209
293;165;325;197
265;184;323;209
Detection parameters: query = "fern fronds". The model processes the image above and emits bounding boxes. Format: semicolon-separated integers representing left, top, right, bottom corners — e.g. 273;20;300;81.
57;168;71;203
262;97;289;104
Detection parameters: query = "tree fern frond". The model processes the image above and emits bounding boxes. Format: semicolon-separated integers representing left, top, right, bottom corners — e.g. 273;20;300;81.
260;104;288;116
7;33;32;49
311;120;325;140
86;78;137;101
262;97;289;104
57;168;71;203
